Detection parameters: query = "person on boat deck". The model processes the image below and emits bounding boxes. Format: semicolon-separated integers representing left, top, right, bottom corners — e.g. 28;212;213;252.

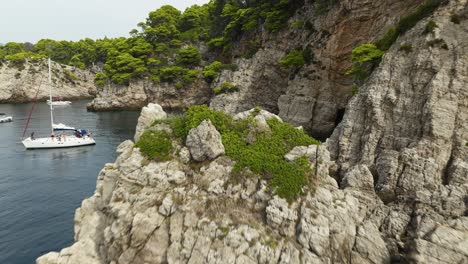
50;132;55;139
30;132;35;140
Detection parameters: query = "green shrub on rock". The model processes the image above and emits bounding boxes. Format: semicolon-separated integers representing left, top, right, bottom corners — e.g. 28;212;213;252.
94;72;107;87
423;20;438;34
179;105;320;201
160;66;188;82
279;50;305;68
213;82;239;95
346;43;384;82
376;0;445;50
176;46;201;66
203;61;223;83
135;130;173;161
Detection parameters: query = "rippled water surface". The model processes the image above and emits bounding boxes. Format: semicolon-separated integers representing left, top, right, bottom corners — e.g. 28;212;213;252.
0;100;139;264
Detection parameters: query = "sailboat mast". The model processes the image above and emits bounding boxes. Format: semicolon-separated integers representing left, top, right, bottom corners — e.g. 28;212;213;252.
48;58;54;134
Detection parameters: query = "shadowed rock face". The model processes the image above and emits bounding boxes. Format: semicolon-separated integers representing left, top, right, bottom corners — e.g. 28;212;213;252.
0;60;96;103
328;0;468;261
210;0;423;139
37;1;468;264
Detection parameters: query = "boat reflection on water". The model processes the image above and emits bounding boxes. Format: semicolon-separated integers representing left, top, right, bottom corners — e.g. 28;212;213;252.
24;144;95;161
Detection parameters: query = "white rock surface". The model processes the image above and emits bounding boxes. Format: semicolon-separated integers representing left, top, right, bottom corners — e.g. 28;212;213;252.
36;1;468;263
0;59;95;103
134;103;167;141
186;120;225;162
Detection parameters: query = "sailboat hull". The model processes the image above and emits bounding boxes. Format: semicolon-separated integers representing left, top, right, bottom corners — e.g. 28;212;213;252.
22;136;96;149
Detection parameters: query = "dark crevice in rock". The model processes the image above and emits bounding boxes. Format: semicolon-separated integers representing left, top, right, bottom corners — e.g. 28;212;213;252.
441;151;454;185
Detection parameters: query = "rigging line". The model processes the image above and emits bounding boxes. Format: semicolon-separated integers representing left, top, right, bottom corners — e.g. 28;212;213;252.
21;75;44;140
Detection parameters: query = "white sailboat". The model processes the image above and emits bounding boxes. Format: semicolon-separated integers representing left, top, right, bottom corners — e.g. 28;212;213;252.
22;58;95;149
47;100;72;106
0;113;13;123
53;123;75;131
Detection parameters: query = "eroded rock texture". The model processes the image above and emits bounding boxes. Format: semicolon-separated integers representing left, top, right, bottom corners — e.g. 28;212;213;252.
210;0;423;139
328;0;468;261
87;79;211;112
0;59;96;103
37;0;468;263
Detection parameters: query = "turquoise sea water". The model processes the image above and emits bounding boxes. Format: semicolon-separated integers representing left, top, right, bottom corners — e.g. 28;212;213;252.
0;100;139;264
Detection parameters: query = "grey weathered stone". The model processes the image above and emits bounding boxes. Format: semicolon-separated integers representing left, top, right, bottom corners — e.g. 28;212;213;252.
186;120;225;162
36;1;468;263
0;59;95;103
134;103;167;141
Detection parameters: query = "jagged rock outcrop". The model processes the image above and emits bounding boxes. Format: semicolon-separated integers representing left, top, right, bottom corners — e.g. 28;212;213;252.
134;103;167;141
328;0;468;261
40;106;390;264
37;0;468;263
210;0;423;139
186;120;225;162
0;59;96;103
87;79;211;111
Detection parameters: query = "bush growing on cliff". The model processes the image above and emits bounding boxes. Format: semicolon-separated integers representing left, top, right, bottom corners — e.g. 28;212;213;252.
213;82;239;95
375;0;445;50
346;43;384;82
179;105;319;201
176;46;201;66
203;61;223;82
94;72;107;87
63;69;78;82
159;66;188;82
135;131;173;161
279;50;305;68
104;51;147;85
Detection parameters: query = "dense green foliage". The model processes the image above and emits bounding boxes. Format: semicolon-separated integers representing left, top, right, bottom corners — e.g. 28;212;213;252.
94;72;108;87
0;0;305;87
279;50;305;68
213;82;239;95
346;43;384;81
135;130;173;161
157;105;319;201
176;46;201;65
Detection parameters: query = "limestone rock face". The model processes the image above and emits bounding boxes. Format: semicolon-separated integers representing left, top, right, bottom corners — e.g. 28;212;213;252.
87;79;211;111
0;59;95;103
186;120;225;162
210;0;423;139
327;0;468;261
134;103;167;141
37;1;468;263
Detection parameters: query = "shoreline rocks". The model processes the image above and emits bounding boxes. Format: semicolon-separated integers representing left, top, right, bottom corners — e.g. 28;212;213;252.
0;59;96;103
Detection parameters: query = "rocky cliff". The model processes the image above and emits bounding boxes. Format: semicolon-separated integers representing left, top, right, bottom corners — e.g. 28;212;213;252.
87;0;425;139
0;59;96;103
86;78;211;112
210;0;424;139
37;0;467;263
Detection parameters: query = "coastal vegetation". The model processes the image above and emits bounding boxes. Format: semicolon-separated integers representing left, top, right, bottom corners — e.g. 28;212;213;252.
0;0;305;87
149;105;319;201
347;0;446;88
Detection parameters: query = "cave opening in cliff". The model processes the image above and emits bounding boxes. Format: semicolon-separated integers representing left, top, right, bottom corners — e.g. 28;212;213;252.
335;108;345;127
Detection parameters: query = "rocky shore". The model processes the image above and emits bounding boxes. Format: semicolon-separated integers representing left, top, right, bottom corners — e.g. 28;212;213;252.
0;59;96;103
86;79;211;112
36;0;467;263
